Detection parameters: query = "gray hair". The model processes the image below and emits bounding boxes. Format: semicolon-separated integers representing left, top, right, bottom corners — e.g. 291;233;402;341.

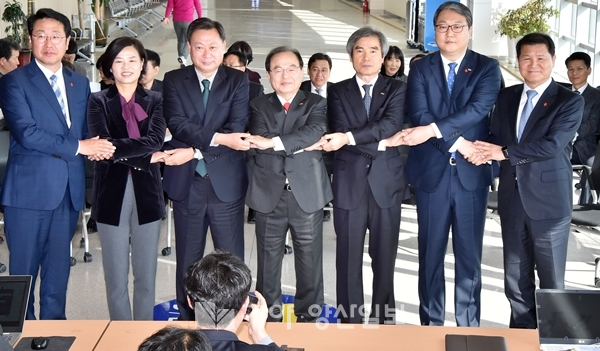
346;26;389;58
433;1;473;28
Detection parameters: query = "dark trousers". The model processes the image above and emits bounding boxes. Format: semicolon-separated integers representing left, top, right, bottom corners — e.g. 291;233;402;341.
415;166;488;327
501;188;570;329
173;174;245;320
255;189;324;322
4;187;79;320
334;187;401;324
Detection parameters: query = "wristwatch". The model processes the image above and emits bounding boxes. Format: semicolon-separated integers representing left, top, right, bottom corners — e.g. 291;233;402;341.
501;146;509;160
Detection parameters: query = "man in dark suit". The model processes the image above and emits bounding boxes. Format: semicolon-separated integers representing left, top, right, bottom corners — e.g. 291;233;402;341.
388;1;501;327
184;251;280;351
0;8;114;319
140;49;163;94
300;52;333;221
162;17;250;321
322;26;407;324
473;33;583;328
245;46;332;322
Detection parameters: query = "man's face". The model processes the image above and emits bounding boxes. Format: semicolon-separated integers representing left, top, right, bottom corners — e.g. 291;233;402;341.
518;43;555;89
223;55;246;72
434;9;471;60
140;61;160;86
188;28;226;76
63;53;76;64
0;49;20;74
308;59;330;89
267;51;303;100
350;35;384;80
31;18;69;72
566;59;591;88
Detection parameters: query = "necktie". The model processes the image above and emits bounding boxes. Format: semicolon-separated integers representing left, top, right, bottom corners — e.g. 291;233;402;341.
50;74;68;126
517;89;538;141
315;88;323;96
574;90;580;94
196;79;211;177
283;102;290;113
447;62;457;95
362;84;372;119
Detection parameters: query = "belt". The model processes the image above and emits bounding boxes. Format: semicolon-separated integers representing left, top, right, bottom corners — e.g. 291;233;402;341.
449;156;457;166
284;184;292;191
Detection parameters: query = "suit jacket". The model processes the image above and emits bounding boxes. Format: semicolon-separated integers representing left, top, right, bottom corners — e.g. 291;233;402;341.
203;330;279;351
162;65;249;202
249;81;264;103
0;61;90;211
151;79;163;95
327;75;407;210
560;83;600;162
246;91;333;213
87;84;166;226
300;80;332;94
489;81;583;220
406;50;501;192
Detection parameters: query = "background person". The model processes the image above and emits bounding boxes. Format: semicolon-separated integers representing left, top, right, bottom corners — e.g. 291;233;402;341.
87;37;167;321
140;49;163;94
227;41;261;84
163;0;202;67
138;327;212;351
380;45;407;83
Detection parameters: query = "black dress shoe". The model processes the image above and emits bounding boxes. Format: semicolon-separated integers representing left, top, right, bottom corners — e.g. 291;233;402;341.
247;208;256;223
323;210;331;222
86;218;98;233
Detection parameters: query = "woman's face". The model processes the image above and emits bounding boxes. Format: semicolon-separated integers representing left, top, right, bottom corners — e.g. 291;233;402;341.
384;55;401;76
111;45;144;85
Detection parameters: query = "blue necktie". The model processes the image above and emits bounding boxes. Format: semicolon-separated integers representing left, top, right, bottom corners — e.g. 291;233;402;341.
447;62;457;95
517;90;538;142
362;84;372;120
50;74;68;127
196;79;210;177
315;88;323;96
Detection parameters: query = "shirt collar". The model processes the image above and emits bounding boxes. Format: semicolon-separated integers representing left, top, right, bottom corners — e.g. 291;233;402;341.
440;51;467;73
356;74;378;88
574;83;588;94
524;77;553;98
195;68;218;89
35;59;63;80
276;92;297;105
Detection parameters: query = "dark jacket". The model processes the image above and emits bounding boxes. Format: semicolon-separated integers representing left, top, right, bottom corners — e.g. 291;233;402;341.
87;84;166;226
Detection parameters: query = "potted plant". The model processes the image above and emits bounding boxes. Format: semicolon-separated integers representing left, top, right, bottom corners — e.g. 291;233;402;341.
2;0;26;44
496;0;559;65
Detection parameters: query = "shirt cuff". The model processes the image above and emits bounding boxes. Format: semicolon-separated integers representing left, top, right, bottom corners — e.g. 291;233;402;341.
346;132;356;146
258;336;274;345
210;133;218;147
378;140;386;151
273;136;284;151
430;123;442;139
194;148;204;160
76;141;80;155
448;136;464;153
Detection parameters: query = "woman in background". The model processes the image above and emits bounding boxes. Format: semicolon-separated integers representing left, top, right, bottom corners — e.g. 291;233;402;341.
87;37;167;320
163;0;202;67
380;45;407;83
227;40;261;84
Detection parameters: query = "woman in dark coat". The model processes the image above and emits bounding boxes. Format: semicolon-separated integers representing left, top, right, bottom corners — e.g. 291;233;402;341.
87;37;166;320
380;45;408;83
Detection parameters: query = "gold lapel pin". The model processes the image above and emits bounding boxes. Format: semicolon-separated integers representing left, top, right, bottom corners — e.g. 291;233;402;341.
298;102;303;105
543;102;547;106
380;92;385;95
465;68;472;73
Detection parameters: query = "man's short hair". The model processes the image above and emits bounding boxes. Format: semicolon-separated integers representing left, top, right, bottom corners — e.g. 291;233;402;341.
517;33;555;58
0;38;20;61
66;38;78;55
146;49;161;67
264;46;303;72
228;41;254;64
101;37;148;81
27;8;71;37
186;17;225;44
137;327;211;351
345;26;388;58
307;53;332;70
224;51;248;66
433;1;473;28
184;251;252;328
565;52;591;68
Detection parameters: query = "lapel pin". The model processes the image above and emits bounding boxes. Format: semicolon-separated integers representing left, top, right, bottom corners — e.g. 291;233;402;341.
299;102;303;105
465;68;472;73
70;82;74;87
543;102;547;107
380;92;385;95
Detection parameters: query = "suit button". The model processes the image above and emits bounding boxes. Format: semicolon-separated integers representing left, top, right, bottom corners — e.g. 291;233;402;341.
366;165;370;168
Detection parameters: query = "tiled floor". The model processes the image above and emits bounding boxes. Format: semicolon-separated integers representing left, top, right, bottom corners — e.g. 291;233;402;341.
0;0;598;328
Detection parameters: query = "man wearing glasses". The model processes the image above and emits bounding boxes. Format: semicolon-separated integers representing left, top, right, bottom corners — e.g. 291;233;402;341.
245;46;332;322
389;1;501;326
0;8;114;319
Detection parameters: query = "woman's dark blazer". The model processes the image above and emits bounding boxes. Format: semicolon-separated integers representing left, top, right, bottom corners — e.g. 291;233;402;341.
87;84;166;226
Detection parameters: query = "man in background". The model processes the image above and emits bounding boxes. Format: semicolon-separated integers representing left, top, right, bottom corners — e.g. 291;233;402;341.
140;49;163;94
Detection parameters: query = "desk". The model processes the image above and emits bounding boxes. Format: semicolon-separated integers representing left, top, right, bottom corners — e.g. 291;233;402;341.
20;320;110;351
94;321;540;351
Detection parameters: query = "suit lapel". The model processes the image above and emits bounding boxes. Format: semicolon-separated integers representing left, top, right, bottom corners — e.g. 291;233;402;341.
451;50;475;101
182;66;204;125
135;86;151;135
105;85;129;137
268;93;286;130
205;66;227;124
369;75;388;120
430;53;450;105
344;77;367;124
28;64;68;128
509;85;523;143
521;81;558;141
282;91;308;133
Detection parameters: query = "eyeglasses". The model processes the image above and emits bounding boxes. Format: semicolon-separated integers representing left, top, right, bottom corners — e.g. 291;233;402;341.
32;34;67;45
434;24;468;33
270;65;299;76
224;64;244;68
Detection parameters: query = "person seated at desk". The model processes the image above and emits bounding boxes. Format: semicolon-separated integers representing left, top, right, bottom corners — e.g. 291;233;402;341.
184;251;280;351
138;326;212;351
